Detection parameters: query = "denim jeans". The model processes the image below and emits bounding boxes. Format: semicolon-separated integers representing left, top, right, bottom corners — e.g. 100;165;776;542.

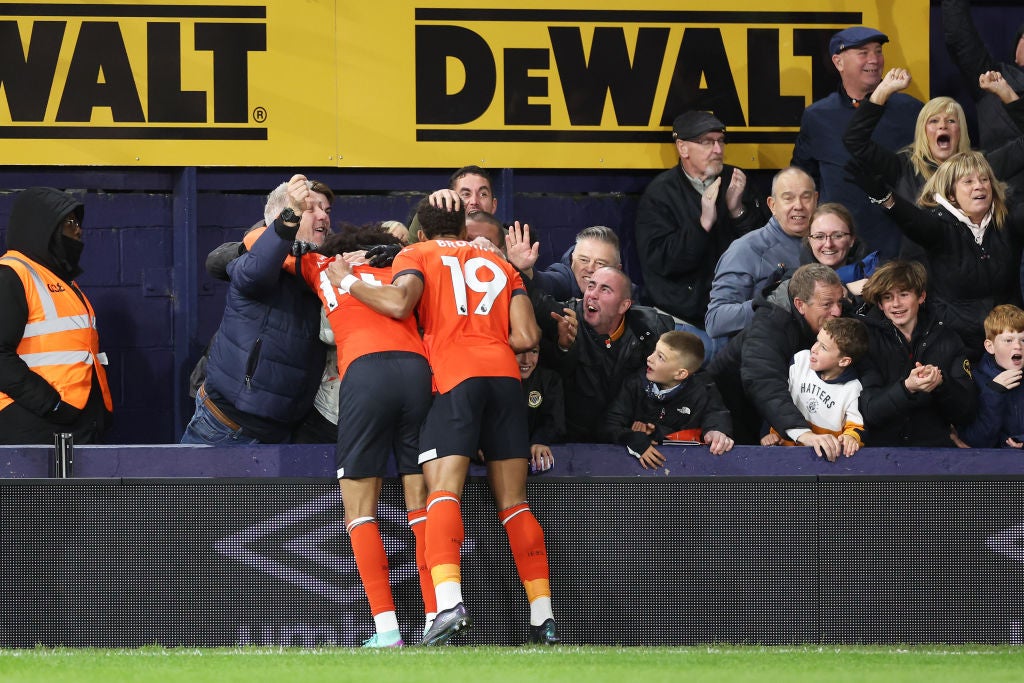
179;392;260;445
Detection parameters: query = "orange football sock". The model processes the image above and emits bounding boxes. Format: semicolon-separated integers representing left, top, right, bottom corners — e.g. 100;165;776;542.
346;517;394;616
498;502;551;602
407;508;437;615
425;491;464;587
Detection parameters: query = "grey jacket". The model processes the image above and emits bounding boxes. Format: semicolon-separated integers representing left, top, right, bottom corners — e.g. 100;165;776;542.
704;217;802;338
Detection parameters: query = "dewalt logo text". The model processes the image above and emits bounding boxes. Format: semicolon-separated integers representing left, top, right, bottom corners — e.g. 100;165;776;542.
413;8;868;145
0;3;267;140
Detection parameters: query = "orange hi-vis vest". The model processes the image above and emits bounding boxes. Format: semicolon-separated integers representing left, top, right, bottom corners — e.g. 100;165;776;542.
0;251;112;412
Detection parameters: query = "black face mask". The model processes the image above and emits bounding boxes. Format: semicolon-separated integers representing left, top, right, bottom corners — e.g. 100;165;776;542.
60;234;84;272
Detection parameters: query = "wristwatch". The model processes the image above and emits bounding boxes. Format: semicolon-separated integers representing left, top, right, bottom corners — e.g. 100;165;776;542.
280;207;300;224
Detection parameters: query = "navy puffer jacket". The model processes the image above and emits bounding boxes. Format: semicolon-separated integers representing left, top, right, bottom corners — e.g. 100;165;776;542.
204;219;323;429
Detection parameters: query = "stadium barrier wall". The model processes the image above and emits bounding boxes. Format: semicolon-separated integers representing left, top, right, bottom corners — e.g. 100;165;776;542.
2;444;1023;647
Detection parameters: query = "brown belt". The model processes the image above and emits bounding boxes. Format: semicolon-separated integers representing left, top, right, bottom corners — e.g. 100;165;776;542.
197;383;241;431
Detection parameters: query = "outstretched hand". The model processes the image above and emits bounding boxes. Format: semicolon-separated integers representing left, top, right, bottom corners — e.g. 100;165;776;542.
429;189;462;212
979;70;1020;104
506;221;539;274
286;174;311;214
870;68;911;104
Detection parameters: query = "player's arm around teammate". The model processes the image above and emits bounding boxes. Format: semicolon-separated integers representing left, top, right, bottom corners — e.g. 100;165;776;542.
326;255;422;320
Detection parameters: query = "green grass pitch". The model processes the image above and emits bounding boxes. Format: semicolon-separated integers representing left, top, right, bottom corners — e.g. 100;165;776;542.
2;646;1024;683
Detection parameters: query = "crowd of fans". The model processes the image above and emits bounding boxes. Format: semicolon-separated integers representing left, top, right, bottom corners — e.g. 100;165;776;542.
4;5;1024;463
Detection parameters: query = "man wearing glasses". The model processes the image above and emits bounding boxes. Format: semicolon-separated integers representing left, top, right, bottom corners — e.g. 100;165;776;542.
634;109;768;364
0;187;112;444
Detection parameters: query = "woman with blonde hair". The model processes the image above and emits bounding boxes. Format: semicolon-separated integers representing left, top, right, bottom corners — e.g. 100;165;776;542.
903;96;971;180
851;150;1024;356
843;68;1024;205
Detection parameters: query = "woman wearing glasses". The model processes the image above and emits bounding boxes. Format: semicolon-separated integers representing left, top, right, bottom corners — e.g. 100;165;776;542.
802;203;878;296
767;203;878;311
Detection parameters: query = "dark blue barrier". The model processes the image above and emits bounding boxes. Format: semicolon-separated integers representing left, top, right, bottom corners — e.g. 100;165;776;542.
4;444;1024;646
3;473;1023;646
2;443;1023;479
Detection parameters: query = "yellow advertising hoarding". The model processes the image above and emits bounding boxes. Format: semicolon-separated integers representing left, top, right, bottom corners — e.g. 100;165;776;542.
0;1;929;168
0;0;338;166
342;1;930;169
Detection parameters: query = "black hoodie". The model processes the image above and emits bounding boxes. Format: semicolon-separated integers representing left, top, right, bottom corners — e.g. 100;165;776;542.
5;186;85;280
0;187;109;444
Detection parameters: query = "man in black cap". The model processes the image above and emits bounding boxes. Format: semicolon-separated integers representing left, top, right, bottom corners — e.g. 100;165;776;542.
942;0;1024;193
633;109;768;363
791;25;922;262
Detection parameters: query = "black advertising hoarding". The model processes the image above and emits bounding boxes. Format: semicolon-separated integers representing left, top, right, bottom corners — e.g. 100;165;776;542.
0;477;1020;646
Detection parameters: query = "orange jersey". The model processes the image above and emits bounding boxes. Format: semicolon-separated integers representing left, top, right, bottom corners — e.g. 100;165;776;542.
392;238;525;393
300;254;426;379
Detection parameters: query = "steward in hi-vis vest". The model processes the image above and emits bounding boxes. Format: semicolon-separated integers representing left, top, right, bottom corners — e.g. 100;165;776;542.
0;187;112;444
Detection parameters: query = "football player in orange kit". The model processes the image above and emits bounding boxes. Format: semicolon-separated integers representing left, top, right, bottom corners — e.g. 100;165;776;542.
326;196;559;646
298;226;435;647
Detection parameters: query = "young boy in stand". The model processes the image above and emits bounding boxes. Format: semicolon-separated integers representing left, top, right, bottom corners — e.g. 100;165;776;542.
761;317;868;460
957;305;1024;448
601;330;734;469
855;260;977;447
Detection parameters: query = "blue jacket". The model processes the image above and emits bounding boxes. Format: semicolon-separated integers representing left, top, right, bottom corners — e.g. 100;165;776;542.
957;353;1024;448
704;217;802;338
531;245;580;301
204;220;324;437
529;244;641;301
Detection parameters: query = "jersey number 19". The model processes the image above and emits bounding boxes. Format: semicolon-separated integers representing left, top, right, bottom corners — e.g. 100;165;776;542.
441;255;508;316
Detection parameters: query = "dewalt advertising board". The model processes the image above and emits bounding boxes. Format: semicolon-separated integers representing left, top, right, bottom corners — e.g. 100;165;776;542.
0;0;337;166
0;1;928;168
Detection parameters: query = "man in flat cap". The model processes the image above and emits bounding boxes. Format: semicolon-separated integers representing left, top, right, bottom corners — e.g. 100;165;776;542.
791;26;921;261
633;109;769;363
